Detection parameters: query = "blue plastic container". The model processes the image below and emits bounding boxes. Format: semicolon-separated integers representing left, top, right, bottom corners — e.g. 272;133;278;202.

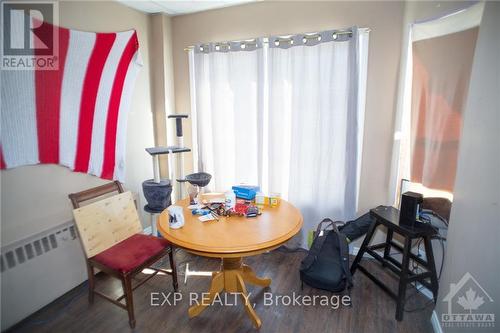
231;185;260;200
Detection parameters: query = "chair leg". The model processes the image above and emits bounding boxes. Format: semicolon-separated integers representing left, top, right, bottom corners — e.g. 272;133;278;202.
86;261;95;305
168;246;179;291
122;275;136;328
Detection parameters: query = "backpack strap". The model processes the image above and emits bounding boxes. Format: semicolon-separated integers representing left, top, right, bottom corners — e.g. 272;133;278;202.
315;218;333;236
331;224;353;290
301;218;335;271
315;218;345;235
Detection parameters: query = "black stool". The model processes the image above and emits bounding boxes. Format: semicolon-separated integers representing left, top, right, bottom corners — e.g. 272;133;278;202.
350;206;439;321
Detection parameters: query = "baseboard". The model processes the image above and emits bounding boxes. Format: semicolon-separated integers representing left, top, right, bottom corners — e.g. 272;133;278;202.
350;246;374;258
415;282;434;300
431;310;443;333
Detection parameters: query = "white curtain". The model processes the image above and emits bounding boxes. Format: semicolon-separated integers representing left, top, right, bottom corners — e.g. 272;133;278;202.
189;28;369;248
189;41;264;191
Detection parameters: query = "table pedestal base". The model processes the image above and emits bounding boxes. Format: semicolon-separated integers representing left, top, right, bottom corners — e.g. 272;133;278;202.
188;257;271;328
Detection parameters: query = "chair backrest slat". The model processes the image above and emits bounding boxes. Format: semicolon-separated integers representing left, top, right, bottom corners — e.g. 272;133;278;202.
72;191;142;258
69;181;124;209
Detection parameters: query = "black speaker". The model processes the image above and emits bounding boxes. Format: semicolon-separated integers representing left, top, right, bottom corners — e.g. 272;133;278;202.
399;191;423;229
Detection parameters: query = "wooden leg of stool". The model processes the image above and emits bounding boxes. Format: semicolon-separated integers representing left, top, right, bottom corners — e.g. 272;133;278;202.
396;236;411;321
383;229;393;264
424;235;439;302
350;221;378;275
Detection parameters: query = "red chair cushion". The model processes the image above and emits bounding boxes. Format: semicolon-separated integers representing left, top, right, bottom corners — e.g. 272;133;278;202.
91;233;170;274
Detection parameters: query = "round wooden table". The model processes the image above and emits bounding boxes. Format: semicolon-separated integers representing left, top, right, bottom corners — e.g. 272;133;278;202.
157;197;303;328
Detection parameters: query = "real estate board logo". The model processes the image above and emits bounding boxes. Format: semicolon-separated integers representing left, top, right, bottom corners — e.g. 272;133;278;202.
442;272;495;329
1;1;59;70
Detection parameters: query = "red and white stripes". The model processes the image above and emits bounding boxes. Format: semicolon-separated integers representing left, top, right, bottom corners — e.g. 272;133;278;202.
0;23;141;182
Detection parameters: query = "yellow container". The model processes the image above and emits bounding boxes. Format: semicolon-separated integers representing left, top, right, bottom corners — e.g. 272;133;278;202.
269;193;281;207
255;193;269;208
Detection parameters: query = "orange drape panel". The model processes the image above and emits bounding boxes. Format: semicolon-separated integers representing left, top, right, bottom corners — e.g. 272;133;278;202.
410;28;478;192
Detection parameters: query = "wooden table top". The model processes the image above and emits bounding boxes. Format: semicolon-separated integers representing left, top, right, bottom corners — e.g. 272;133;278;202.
157;197;303;258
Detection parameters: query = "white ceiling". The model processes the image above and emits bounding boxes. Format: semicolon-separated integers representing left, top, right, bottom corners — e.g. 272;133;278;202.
116;0;258;16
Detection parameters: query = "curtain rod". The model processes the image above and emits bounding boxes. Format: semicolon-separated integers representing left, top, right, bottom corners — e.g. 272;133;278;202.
183;27;370;52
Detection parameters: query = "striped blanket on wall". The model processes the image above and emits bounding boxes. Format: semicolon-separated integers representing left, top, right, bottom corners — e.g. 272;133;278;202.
0;24;142;182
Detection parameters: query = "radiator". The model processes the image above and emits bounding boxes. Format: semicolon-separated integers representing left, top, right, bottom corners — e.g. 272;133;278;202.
0;221;87;330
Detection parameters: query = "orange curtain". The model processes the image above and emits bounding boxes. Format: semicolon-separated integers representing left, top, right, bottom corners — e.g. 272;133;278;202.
410;27;478;192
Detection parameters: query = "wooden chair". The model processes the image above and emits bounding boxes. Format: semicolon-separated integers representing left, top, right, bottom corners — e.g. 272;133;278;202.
69;181;178;328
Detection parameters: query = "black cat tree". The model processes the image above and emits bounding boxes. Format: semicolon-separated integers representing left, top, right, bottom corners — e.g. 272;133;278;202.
142;115;189;235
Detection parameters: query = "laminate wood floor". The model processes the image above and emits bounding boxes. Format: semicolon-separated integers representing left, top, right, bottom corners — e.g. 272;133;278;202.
8;248;434;333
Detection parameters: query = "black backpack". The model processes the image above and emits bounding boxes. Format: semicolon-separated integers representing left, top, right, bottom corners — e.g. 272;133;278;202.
299;213;374;293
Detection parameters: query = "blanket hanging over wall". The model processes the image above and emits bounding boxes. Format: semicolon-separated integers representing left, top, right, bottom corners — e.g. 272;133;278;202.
0;23;142;182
